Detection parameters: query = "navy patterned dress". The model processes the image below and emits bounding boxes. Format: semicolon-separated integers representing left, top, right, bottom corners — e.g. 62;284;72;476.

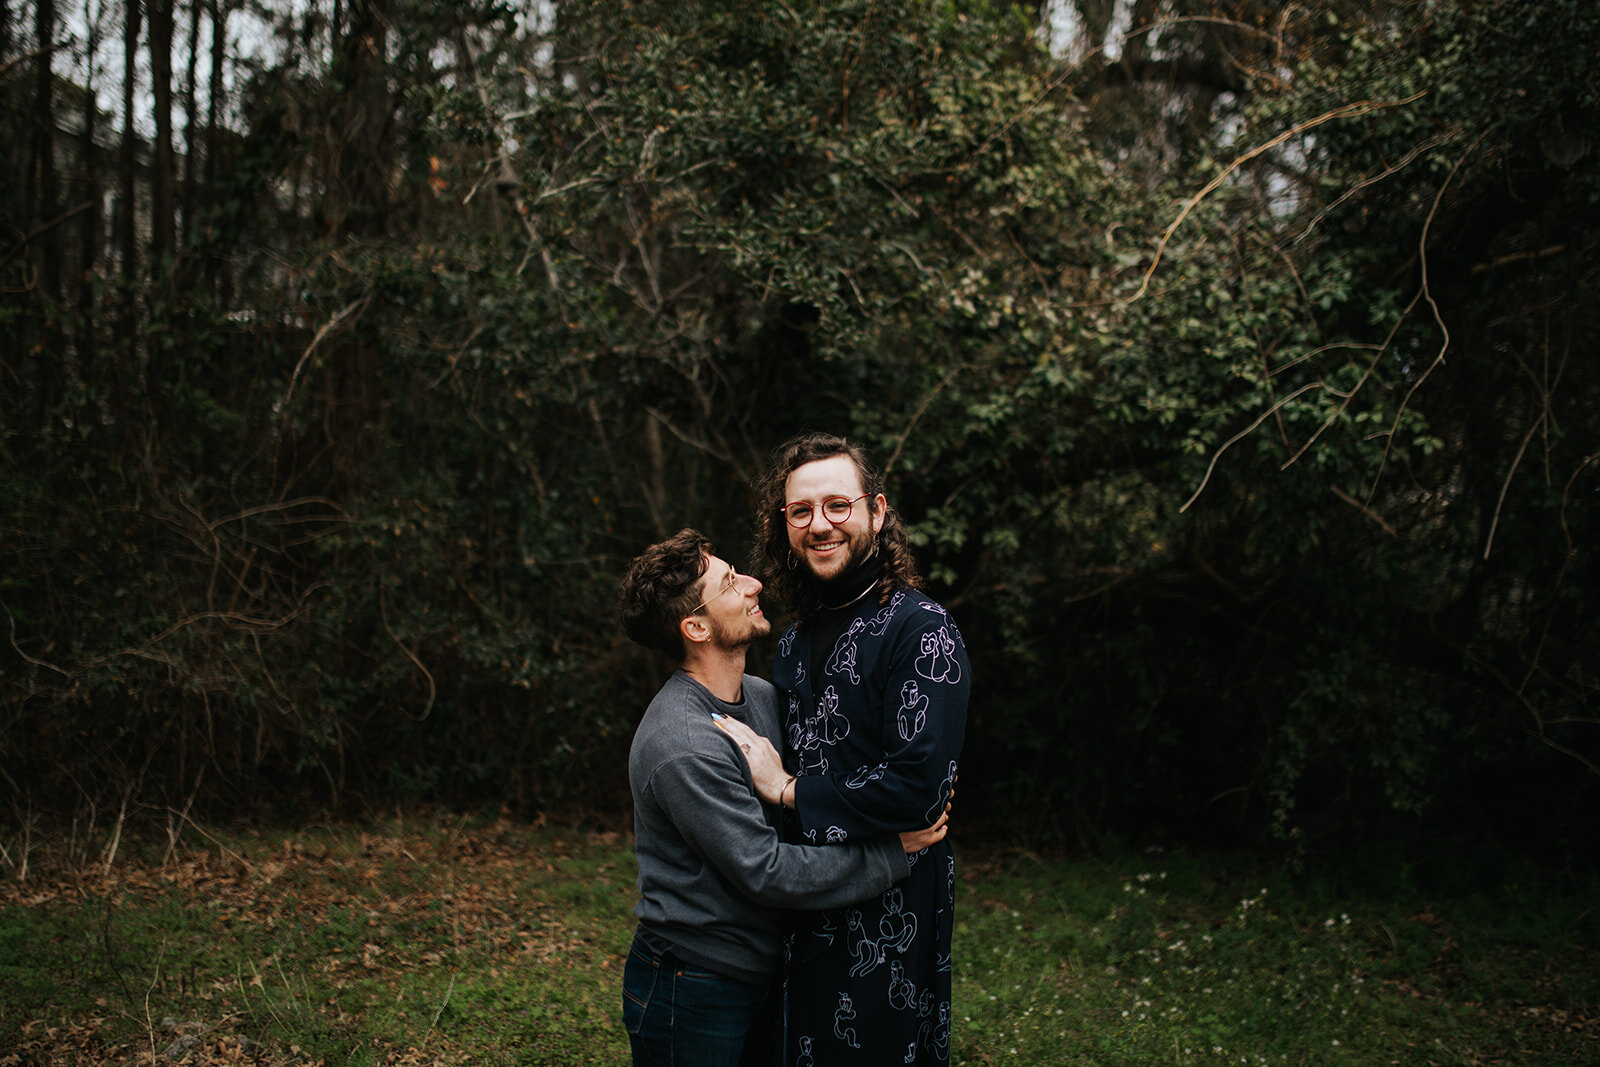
774;587;970;1065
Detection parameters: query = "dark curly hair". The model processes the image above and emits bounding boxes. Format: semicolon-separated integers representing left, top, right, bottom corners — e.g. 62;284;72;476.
619;528;713;658
752;433;923;623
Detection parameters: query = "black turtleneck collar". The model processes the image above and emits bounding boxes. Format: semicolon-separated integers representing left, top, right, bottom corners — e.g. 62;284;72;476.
817;546;884;612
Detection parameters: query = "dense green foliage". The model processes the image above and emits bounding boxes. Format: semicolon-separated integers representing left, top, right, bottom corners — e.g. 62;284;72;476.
2;0;1596;855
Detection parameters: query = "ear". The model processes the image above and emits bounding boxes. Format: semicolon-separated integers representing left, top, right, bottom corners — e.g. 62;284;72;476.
680;614;711;647
869;493;888;536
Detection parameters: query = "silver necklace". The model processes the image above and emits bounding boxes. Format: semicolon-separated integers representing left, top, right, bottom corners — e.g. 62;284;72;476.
823;582;875;611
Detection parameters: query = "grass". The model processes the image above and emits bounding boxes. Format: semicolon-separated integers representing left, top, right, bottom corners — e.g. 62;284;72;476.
952;847;1598;1065
1;816;1595;1065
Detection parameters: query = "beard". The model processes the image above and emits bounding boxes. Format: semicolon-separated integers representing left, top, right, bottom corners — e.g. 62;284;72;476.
797;521;877;584
706;606;772;651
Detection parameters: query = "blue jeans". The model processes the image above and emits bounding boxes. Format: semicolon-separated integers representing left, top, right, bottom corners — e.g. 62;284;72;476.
622;931;775;1067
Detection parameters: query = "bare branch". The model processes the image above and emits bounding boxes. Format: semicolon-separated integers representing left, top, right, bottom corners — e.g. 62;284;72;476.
1266;341;1383;379
1482;415;1544;560
281;294;372;418
1365;134;1485;503
644;406;738;469
1278;288;1423;472
455;29;560;289
108;583;330;667
1330;485;1396;536
968;13;1290;176
1180;381;1325;513
1125;92;1427;306
381;594;436;723
1292;136;1445;246
1558;452;1600;561
1470;245;1567;275
883;364;968;479
5;607;72;677
0;201;97;269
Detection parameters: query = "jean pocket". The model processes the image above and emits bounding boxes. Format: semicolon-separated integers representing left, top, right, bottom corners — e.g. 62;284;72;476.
621;945;660;1036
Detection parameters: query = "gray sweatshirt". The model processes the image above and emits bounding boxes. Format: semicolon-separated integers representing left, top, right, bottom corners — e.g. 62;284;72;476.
629;670;908;984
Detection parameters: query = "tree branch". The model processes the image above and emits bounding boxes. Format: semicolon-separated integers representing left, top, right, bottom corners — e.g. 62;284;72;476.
1179;381;1324;512
883;364;968;479
0;201;97;270
1365;134;1485;503
1125;92;1427;306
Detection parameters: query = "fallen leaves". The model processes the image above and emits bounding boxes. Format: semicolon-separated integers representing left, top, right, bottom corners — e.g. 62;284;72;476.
2;819;636;1065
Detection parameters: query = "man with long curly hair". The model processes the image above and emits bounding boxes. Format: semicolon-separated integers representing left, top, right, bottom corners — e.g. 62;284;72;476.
718;434;970;1065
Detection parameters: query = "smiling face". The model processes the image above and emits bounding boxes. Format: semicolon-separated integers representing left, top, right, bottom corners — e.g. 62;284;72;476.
689;553;770;649
783;455;885;584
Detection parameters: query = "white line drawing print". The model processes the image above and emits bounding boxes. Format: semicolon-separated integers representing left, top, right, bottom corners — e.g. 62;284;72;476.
914;627;963;684
789;687;848;776
924;761;959;824
796;749;830;777
812;688;852;746
887;960;934;1017
847;888;922;979
869;590;906;636
896;679;929;741
876;888;918;955
816;911;837;949
845;761;887;789
913;1002;952;1061
848;909;884;977
834;992;861;1049
826;618;867;683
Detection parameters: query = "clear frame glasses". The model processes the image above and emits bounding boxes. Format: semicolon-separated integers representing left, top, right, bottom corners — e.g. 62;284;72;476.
691;568;744;614
779;493;869;529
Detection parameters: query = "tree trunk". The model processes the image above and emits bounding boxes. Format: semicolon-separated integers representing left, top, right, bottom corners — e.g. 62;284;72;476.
77;0;103;386
117;0;143;449
26;0;63;432
146;0;176;424
32;0;61;301
118;0;140;281
204;0;230;307
332;0;392;238
149;0;176;265
315;0;393;492
180;0;200;251
1121;0;1159;72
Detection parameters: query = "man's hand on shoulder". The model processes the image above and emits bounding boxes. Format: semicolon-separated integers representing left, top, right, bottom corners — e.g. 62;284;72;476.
713;713;794;808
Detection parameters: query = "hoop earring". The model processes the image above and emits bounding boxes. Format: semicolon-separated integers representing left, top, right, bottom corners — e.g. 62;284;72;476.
787;549;798;570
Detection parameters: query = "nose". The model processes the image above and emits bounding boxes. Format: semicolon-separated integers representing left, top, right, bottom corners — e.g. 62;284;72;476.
742;573;763;594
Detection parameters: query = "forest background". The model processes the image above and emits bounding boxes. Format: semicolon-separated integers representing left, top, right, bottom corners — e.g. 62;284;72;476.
3;0;1597;875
